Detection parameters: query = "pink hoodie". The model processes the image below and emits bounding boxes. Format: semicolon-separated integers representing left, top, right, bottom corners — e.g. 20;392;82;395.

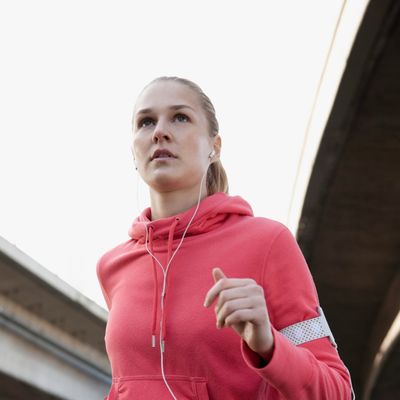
97;193;352;399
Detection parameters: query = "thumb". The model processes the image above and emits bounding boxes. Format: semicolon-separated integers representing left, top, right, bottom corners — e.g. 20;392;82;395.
212;267;226;283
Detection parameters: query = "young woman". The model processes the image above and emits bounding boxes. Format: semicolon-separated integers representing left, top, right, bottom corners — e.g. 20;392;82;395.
97;76;353;399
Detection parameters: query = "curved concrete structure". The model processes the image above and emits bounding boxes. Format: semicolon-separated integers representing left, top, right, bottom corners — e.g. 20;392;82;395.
0;236;111;399
297;0;400;398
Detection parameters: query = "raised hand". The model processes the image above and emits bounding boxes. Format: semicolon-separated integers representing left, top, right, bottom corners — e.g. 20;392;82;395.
204;267;274;358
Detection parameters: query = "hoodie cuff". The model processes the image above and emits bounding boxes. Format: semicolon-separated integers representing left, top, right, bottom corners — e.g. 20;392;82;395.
241;326;313;392
240;326;277;369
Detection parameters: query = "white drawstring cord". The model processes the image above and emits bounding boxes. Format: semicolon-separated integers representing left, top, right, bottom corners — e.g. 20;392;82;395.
143;165;209;400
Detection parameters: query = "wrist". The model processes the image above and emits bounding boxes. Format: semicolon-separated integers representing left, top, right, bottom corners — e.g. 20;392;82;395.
258;340;274;362
256;329;275;363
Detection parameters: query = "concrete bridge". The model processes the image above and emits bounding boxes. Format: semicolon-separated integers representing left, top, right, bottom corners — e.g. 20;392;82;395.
0;235;111;399
297;0;400;398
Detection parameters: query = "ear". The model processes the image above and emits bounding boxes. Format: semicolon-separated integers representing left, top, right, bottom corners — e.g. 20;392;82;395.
212;135;222;160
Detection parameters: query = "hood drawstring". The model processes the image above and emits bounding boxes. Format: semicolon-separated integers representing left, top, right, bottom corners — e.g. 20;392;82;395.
167;218;179;267
148;226;158;348
144;205;198;353
161;217;180;345
146;218;180;350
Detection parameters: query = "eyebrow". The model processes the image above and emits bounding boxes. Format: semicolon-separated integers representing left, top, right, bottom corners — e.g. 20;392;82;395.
135;104;195;115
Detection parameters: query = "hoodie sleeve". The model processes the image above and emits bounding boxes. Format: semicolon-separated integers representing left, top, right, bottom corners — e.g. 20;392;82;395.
240;226;352;399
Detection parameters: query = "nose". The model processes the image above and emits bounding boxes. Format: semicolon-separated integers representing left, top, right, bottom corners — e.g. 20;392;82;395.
152;119;172;143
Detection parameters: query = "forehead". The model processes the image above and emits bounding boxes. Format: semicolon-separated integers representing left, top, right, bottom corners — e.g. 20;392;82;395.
134;81;201;114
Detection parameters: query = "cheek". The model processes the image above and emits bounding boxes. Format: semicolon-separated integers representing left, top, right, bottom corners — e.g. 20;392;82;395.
182;135;210;161
132;135;148;159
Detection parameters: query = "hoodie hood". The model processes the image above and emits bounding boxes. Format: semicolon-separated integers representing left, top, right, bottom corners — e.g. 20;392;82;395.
128;192;253;243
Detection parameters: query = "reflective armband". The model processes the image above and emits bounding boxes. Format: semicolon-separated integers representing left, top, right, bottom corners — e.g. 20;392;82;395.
279;306;337;348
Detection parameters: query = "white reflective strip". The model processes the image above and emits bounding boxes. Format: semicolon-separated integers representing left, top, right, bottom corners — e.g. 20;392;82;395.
279;306;337;348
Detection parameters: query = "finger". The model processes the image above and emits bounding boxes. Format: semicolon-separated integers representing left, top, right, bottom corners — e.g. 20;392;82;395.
216;297;256;328
203;267;226;308
204;277;256;308
214;285;255;314
224;309;259;328
212;267;226;283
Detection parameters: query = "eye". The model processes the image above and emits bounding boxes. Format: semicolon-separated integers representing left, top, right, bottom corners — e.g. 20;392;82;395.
138;117;155;128
174;113;189;123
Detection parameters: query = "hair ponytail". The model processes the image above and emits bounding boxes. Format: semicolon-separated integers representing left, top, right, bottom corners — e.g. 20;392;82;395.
207;160;229;195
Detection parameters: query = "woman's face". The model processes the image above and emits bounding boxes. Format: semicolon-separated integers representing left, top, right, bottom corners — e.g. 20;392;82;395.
132;81;217;193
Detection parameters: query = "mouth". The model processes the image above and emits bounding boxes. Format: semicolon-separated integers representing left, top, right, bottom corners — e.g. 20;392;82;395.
151;149;177;161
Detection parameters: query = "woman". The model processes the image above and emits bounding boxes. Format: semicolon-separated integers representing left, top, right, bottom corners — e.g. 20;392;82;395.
97;76;353;399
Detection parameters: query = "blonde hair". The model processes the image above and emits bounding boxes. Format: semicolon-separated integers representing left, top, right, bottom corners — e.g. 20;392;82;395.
141;76;229;195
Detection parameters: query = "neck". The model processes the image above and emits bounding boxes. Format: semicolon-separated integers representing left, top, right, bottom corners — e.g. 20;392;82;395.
149;183;208;220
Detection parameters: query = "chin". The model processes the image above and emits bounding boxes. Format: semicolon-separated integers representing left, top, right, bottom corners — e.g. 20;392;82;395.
145;172;182;193
146;171;200;194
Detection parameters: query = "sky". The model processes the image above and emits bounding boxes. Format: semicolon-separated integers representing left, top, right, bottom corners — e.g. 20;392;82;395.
0;1;368;310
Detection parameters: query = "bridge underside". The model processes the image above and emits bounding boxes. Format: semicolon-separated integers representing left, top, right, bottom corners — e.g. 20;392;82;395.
0;371;62;400
297;1;400;399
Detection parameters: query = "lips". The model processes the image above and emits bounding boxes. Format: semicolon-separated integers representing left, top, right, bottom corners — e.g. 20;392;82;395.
151;148;177;161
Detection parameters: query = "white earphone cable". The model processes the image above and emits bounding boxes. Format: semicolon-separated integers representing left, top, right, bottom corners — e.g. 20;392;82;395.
143;162;210;400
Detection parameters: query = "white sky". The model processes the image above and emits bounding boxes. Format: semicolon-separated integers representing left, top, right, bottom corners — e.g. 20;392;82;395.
0;1;368;310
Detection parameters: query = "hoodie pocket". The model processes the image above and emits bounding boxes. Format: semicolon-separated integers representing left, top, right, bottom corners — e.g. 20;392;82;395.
114;375;209;400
